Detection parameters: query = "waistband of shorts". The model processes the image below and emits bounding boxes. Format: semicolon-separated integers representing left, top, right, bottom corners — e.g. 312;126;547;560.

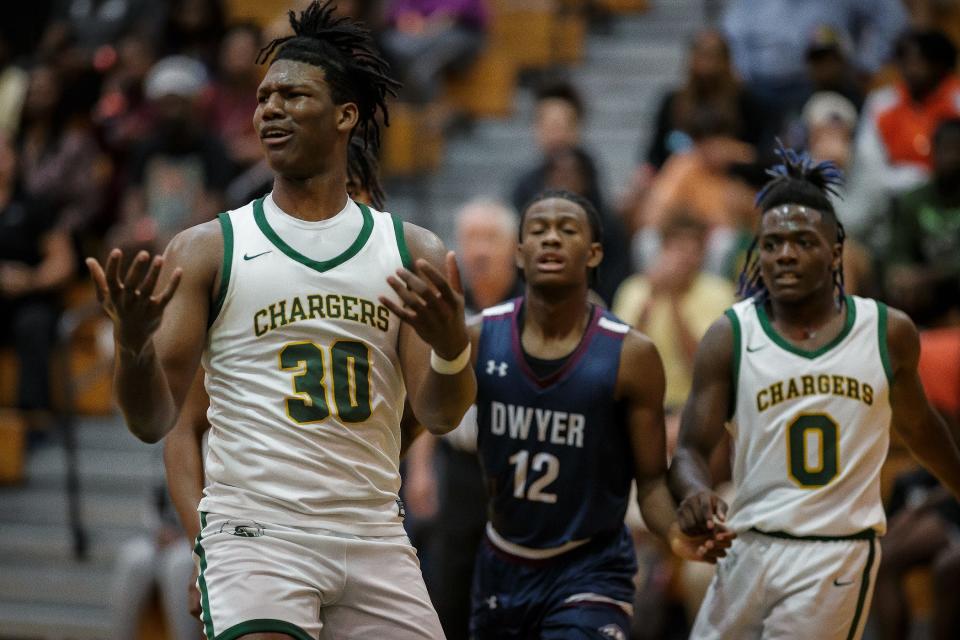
485;522;592;563
749;527;877;542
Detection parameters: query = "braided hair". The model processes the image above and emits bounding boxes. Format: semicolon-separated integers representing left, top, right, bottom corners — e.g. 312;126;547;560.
347;136;385;210
257;1;400;149
738;144;846;302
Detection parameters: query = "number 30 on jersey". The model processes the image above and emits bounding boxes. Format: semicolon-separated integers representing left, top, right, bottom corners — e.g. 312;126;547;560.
278;340;372;424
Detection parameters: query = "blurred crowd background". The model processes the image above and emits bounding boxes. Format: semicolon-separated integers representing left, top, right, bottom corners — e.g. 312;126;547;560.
0;1;959;639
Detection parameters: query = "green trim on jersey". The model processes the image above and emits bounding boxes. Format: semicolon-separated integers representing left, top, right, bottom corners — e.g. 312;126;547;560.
215;619;314;640
846;539;877;640
391;213;413;270
194;512;215;639
724;308;741;420
253;197;374;273
209;213;234;327
877;301;893;384
756;295;857;359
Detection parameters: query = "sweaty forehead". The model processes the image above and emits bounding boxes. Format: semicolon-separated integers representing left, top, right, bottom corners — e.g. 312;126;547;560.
760;204;829;235
259;59;327;91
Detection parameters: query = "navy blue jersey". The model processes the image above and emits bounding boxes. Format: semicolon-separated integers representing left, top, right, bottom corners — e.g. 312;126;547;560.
475;298;634;549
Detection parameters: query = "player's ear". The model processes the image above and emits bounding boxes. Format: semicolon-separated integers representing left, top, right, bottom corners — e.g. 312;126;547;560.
336;102;359;133
586;242;603;269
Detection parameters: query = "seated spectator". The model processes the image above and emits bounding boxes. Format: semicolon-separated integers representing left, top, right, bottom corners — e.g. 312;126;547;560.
636;106;756;275
845;29;960;238
612;213;734;413
18;61;106;234
721;0;906;119
204;22;263;174
803;25;864;113
379;0;488;105
161;0;226;70
885;118;960;325
109;55;230;252
511;80;593;213
643;29;769;172
0;133;76;424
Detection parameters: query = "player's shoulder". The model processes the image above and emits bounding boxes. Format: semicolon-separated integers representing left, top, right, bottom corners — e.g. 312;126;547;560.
398;220;446;267
167;218;224;269
875;300;921;370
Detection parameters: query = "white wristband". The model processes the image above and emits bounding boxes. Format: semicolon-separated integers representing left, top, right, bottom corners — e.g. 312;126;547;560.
430;343;471;375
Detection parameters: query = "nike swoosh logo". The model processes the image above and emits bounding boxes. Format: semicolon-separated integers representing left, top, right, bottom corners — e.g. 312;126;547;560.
746;344;766;352
833;578;855;587
243;251;272;261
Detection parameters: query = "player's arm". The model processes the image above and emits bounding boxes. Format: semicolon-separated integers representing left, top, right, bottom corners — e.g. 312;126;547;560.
887;307;960;499
621;330;732;563
87;221;221;443
383;223;476;435
163;368;210;543
668;315;734;535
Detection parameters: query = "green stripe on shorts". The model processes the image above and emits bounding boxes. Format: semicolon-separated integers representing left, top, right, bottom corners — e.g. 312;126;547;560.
194;511;215;639
215;619;314;640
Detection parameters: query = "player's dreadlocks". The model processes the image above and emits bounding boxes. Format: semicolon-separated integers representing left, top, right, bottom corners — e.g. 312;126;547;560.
257;0;400;149
347;136;385;210
738;144;846;302
521;189;604;286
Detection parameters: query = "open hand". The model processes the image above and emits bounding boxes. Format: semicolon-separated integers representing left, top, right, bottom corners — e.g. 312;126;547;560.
86;249;182;354
380;251;468;359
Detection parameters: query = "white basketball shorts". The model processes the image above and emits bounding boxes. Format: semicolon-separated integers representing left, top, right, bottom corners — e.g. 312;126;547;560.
690;529;880;640
193;512;445;639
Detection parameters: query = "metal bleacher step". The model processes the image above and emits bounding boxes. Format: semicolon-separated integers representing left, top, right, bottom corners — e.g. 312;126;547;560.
0;561;113;608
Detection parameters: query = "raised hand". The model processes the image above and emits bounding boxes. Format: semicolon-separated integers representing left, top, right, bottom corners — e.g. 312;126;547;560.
380;251;468;359
87;249;182;354
676;490;729;537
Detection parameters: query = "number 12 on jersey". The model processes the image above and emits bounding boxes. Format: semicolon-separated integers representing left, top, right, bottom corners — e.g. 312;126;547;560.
279;340;372;424
509;449;560;503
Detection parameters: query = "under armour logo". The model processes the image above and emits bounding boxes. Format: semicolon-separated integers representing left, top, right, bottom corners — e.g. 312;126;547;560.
486;596;498;610
486;360;508;377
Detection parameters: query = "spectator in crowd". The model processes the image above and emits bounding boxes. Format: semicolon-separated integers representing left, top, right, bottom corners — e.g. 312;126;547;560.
109;486;200;640
205;22;263;174
636;105;756;275
801;91;859;171
884;117;960;325
845;29;960;238
721;0;907;117
0;133;75;424
404;198;521;640
643;29;769;172
38;0;163;63
161;0;226;70
803;25;864;113
17;61;105;234
94;33;158;158
380;0;489;104
511;80;593;214
109;55;230;252
612;213;734;413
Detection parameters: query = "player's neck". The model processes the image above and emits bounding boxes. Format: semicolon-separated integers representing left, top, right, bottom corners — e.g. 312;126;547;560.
767;289;844;341
272;169;349;222
522;286;591;347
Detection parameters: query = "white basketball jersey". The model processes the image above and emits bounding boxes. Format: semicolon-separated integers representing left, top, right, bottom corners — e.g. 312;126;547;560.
198;196;411;536
726;295;893;537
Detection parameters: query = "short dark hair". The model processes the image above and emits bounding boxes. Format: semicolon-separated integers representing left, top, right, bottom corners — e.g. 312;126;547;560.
257;1;400;149
739;144;846;301
895;29;957;73
534;80;585;120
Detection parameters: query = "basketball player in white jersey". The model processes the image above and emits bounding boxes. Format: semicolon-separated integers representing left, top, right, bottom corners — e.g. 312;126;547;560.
86;3;475;639
668;147;960;640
